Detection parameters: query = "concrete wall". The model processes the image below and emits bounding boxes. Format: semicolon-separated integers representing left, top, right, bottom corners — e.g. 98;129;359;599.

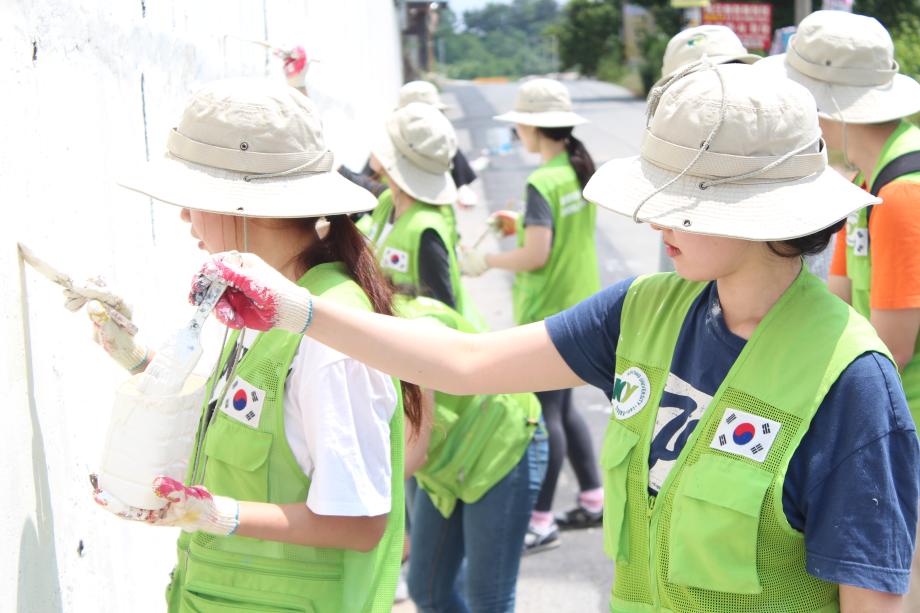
1;2;403;611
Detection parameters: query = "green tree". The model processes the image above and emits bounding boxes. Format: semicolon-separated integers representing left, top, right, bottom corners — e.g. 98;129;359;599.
552;0;622;76
854;0;920;35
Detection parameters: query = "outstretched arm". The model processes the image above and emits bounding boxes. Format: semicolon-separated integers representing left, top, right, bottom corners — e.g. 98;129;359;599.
198;251;585;396
309;303;581;395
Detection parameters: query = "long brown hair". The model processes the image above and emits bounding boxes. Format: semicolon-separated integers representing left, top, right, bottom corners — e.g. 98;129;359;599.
298;215;423;434
538;126;596;190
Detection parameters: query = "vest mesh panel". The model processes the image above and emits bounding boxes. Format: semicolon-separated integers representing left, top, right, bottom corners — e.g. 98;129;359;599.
656;388;836;612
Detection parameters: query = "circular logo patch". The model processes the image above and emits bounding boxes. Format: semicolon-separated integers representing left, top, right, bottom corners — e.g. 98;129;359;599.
732;422;756;445
611;367;651;420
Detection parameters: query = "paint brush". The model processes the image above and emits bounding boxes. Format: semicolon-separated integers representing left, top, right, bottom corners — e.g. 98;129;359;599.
136;277;227;396
17;242;138;335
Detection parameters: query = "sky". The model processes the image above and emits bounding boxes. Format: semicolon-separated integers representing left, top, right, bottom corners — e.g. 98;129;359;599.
447;0;500;15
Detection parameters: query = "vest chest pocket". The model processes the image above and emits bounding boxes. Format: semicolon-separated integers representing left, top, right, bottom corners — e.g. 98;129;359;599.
667;454;772;594
202;414;273;502
601;420;640;562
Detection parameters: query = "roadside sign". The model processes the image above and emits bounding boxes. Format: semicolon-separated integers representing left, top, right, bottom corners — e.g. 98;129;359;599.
671;0;711;7
702;3;773;51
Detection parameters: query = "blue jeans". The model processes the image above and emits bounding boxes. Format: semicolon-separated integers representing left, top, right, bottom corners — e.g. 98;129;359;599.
408;426;549;613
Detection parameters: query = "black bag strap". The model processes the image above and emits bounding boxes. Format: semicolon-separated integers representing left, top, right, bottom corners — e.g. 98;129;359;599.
864;150;920;226
869;150;920;196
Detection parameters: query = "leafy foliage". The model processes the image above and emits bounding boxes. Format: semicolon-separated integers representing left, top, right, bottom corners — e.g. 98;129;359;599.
434;1;561;79
551;0;621;77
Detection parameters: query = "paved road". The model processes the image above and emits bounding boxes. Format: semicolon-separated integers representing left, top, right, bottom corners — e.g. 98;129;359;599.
395;78;658;613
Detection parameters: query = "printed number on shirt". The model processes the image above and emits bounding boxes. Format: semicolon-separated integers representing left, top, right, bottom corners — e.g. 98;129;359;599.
221;376;267;428
382;247;410;273
710;409;781;463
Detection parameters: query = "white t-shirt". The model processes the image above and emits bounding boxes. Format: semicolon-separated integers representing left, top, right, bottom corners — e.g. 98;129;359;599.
208;330;398;517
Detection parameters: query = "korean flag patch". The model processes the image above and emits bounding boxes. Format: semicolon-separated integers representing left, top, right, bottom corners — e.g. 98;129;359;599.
382;247;410;273
221;376;267;428
710;409;781;463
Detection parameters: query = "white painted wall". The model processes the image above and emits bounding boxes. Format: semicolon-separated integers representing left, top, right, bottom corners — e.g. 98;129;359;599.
1;2;403;611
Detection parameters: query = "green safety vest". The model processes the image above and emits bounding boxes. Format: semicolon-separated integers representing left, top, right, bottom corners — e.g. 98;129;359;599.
602;270;891;613
844;120;920;426
513;151;600;324
365;189;486;330
166;263;404;613
394;294;541;517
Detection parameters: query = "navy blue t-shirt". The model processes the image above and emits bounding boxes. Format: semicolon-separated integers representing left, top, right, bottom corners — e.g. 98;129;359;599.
546;277;920;594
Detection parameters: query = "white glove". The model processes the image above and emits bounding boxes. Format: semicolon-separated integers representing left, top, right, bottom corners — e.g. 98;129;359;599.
93;475;239;536
64;280;149;373
460;246;489;277
457;184;479;208
192;252;313;334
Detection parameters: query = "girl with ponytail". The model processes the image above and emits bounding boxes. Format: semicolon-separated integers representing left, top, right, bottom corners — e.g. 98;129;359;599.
85;79;414;612
462;78;604;554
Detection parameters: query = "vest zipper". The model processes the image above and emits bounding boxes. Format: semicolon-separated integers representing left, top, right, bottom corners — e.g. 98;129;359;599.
647;494;660;609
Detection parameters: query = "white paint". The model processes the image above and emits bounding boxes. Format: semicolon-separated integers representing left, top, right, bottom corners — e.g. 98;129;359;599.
1;2;403;611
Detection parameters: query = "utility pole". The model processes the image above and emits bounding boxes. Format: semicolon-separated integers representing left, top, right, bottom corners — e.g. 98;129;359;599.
795;0;812;25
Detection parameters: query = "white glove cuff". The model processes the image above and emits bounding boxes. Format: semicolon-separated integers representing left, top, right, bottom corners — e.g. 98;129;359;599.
203;495;240;536
275;286;314;335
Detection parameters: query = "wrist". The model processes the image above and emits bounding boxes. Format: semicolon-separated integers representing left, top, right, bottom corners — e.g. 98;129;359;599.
276;286;314;334
204;495;240;536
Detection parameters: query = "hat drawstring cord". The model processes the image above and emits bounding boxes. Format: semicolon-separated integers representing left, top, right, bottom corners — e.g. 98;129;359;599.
827;88;859;173
699;136;822;189
633;63;727;223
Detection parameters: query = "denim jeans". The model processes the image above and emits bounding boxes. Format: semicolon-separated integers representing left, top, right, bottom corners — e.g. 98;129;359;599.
408;425;549;613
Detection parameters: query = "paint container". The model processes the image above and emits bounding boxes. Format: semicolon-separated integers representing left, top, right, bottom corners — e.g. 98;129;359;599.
97;373;207;510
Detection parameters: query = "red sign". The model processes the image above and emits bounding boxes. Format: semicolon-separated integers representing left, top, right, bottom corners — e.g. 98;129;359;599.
702;3;773;51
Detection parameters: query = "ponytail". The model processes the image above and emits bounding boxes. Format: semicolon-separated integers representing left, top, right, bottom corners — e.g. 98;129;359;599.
538;126;596;190
298;215;423;434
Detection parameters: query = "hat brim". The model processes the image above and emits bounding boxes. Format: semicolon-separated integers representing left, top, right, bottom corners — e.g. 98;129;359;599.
117;154;378;218
757;54;920;124
371;138;457;206
662;53;762;79
584;155;880;241
493;110;588;128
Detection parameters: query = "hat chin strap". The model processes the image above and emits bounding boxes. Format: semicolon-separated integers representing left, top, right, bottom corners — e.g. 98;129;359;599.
826;88;859;173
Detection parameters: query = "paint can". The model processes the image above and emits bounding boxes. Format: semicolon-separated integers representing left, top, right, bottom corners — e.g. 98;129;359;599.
97;374;207;509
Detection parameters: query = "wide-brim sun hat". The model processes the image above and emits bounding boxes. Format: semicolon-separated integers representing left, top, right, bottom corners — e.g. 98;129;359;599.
494;78;587;128
371;102;458;206
584;63;880;241
755;10;920;124
399;80;449;111
661;25;761;78
118;78;377;218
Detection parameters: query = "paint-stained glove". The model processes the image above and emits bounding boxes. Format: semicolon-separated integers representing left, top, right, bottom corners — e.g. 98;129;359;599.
488;210;518;237
278;45;309;90
191;252;313;334
93;476;239;536
460;245;489;277
64;281;149;373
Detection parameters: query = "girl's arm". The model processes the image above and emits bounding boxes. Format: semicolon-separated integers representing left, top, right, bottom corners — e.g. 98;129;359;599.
236;502;387;553
198;252;586;395
838;584;903;613
308;305;583;395
485;225;552;273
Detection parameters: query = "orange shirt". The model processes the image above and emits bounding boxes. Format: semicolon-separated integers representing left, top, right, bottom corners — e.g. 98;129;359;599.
830;179;920;309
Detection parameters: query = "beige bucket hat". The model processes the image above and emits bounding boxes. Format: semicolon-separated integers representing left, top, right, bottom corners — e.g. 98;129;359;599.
662;25;761;78
494;78;587;128
757;11;920;124
118;78;376;218
399;80;448;110
584;63;879;241
372;102;458;206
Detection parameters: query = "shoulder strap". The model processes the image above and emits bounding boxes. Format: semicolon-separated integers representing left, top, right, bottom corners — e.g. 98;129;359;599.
864;150;920;227
869;150;920;196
